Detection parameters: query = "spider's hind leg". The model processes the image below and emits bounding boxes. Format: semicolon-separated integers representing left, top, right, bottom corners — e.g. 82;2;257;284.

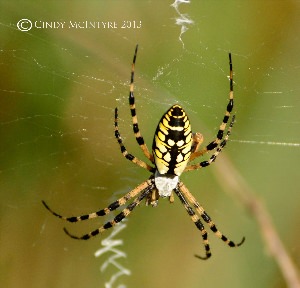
188;53;235;164
115;107;155;172
128;44;154;163
185;115;236;172
205;53;234;152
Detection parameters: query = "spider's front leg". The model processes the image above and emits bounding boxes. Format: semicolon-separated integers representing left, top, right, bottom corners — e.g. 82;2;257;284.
64;182;155;240
174;186;212;260
145;188;159;207
145;188;175;207
178;182;245;254
42;179;155;239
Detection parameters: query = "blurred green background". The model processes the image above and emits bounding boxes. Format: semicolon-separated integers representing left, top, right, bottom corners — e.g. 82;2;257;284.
1;1;300;287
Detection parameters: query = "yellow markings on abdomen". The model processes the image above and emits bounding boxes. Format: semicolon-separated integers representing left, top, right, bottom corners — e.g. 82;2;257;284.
152;104;192;176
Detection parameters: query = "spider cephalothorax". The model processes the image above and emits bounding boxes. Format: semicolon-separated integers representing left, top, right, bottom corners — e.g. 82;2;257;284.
43;45;244;259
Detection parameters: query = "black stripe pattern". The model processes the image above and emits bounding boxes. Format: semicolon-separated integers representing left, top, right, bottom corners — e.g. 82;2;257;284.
152;105;192;176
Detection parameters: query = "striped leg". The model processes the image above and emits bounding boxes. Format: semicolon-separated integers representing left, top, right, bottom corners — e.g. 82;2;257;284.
115;107;155;172
128;44;154;163
178;182;245;250
174;186;212;260
185;115;235;172
189;53;234;162
63;182;154;240
42;179;154;231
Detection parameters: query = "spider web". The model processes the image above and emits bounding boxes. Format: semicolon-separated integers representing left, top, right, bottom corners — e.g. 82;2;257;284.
1;1;300;288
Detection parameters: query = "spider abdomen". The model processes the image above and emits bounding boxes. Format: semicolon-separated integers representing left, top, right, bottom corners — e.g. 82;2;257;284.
152;104;192;176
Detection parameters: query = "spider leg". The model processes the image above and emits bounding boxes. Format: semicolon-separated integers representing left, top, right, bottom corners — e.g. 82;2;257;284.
64;180;155;240
115;107;155;172
42;179;154;223
174;186;212;260
189;53;234;162
128;44;154;163
190;132;204;155
185;115;235;172
178;182;245;249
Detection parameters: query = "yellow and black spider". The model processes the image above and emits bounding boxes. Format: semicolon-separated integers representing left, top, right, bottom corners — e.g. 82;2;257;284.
43;45;245;259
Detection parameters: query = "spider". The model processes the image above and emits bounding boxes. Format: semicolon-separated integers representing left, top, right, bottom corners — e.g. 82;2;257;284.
43;45;245;259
